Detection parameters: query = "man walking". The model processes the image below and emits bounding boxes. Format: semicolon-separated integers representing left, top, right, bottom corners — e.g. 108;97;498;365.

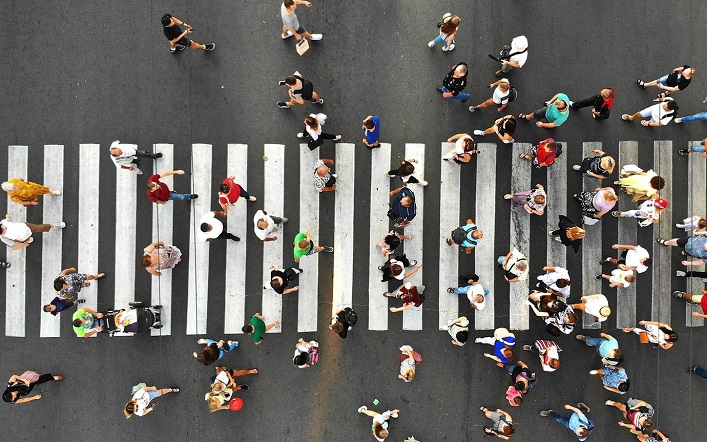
622;97;678;127
0;214;64;250
313;158;336;192
242;312;280;345
446;218;483;254
218;176;256;215
109;140;161;174
198;211;239;243
161;14;215;52
281;0;322;41
519;93;571;128
293;231;332;263
147;170;197;204
267;266;303;295
575;332;623;366
437;62;469;102
389;186;417;228
362;115;381;148
540;403;594;441
253;209;288;242
53;267;106;297
495;35;528;77
602;243;651;274
277;71;323;108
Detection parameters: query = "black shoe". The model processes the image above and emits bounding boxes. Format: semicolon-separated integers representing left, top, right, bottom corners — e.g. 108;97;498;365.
77;299;86;304
595;274;602;280
155;153;163;159
687;366;697;373
176;45;186;51
577;402;590;413
190;194;199;199
0;261;9;268
134;160;143;166
239;384;249;390
278;81;286;86
204;43;216;51
277;101;291;109
678;149;690;156
436;86;443;92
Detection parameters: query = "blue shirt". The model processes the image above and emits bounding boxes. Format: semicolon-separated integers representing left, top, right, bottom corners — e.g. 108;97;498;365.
494;336;516;364
461;223;479;248
598;337;619;364
49;296;71;316
391;187;416;221
364;116;380;145
685;236;707;262
569;411;594;441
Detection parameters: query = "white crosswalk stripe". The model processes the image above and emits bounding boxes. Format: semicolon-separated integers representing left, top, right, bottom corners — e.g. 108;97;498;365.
3;139;695;336
687;141;706;327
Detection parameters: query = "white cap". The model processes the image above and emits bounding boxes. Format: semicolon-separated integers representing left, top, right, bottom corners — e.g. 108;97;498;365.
511;35;528;52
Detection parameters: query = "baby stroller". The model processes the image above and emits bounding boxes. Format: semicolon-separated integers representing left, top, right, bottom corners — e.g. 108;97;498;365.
99;302;162;336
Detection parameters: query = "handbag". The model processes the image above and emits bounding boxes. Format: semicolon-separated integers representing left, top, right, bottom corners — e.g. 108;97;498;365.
397;351;423;364
20;371;40;383
296;38;309;56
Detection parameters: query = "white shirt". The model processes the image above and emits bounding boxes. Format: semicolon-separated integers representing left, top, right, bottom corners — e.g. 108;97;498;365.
198;212;223;241
637;200;660;221
538;267;571;298
581;294;609;321
625;246;649;273
610;269;634;287
373;410;392;441
649;98;675;125
538;343;560;372
509;51;528;68
253;210;276;241
0;219;32;246
453;136;471;154
131;389;151;416
492;79;511;104
505;249;529;280
109;141;138;168
467;284;486;311
293;341;317;368
448;316;469;345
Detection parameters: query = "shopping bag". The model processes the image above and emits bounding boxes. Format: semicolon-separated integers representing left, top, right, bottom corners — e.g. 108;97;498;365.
296;38;309;56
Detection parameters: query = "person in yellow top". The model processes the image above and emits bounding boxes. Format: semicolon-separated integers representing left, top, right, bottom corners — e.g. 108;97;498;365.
1;178;61;206
615;166;665;202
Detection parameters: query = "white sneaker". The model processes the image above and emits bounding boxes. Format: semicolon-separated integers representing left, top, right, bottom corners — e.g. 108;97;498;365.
282;217;289;223
332;174;337;179
282;30;293;39
51;222;66;230
391;413;399;419
310;34;323;41
357;406;367;413
427;40;435;48
572;165;581;171
473;130;485;136
676;270;686;277
418;180;428;186
248;196;257;202
51;189;62;195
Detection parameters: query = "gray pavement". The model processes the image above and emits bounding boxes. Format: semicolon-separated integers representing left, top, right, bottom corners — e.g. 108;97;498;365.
1;1;707;441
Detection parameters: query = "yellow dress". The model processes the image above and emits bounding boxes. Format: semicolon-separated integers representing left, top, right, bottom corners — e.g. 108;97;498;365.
8;178;50;204
617;169;658;199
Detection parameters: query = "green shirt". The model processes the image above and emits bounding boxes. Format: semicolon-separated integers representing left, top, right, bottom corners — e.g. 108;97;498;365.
250;315;266;343
72;309;95;337
293;232;310;259
546;93;570;126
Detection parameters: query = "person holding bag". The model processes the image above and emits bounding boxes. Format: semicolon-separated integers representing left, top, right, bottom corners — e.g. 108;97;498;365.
397;345;420;382
3;371;62;404
297;113;342;150
428;13;460;51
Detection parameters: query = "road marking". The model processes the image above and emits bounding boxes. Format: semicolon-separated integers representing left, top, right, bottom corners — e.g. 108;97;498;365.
581;142;603;330
332;143;356;316
546;140;567;270
114;145;138;308
297;143;319;332
151;144;173;336
403;143;424;330
40;145;64;338
186;144;212;335
368;143;391;330
651;141;672;324
78;144;100;314
686;141;706;326
616;141;638;329
509;142;531;331
5;146;28;337
474;143;497;330
438;142;460;329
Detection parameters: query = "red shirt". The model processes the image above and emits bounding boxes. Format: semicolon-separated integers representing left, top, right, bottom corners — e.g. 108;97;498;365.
701;295;707;314
536;138;557;166
147;174;170;203
218;177;241;206
400;286;422;307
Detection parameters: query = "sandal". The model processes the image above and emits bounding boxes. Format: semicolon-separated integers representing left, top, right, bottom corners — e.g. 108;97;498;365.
519;153;532;160
0;261;10;268
446;238;453;246
621;114;631;121
636;79;646;88
447;288;454;293
518;113;528;119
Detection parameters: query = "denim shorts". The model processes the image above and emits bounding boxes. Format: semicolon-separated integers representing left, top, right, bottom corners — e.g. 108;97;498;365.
657;74;669;85
147;391;159;400
690;139;706;152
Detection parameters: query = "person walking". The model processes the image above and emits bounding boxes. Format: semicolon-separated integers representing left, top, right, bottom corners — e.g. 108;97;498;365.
519;138;562;168
656;235;707;266
570;88;614;120
388;186;417;229
147;170;197;204
678;137;707;155
141;241;182;276
672;289;707;319
505;360;537;398
597;269;635;288
2;178;61;207
72;307;103;338
605;398;654;433
620;427;671;442
519;93;571;128
193;339;239;365
443;133;478;164
574;187;618;223
242;313;280;344
218;176;256;215
675;110;707;124
277;71;323;108
615;165;665;201
523;339;561;372
468;78;513;113
198;211;239;242
313;158;337;192
297;113;342;150
494;35;528;77
572;294;611;323
206;366;255;411
293;338;319;368
253;210;287;242
446;316;470;346
539;403;594;441
437;62;469;102
387;158;427;186
447;274;486;311
591;363;629;394
362;115;381;148
550;215;585;253
622;97;678;126
357;405;400;441
479;407;515;439
602;243;651;274
687;365;707;380
330;307;357;338
387;282;425;313
428;13;460;51
43;293;84;316
575;332;623;366
293;231;333;262
473;115;516;144
612;198;667;227
397;345;418;382
379;254;419;283
161;14;214;52
623;320;678;350
3;371;63;404
109;140;161;174
124;384;179;418
637;65;696;97
676;269;707;280
280;0;322;42
267;266;303;295
53;267;105;297
676;215;707;233
536;266;571;298
504;183;546;216
476;328;516;367
572;149;616;179
497;248;529;282
375;230;410;257
0;214;64;250
446;218;483;253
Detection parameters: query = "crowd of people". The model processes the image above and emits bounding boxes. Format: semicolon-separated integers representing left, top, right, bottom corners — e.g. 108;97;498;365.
2;3;707;441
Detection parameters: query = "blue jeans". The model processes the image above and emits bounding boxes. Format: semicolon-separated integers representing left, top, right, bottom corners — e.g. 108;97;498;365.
695;366;707;379
689;138;707;152
497;256;505;265
549;411;571;430
682;112;707;123
169;191;193;201
237;185;251;200
206;339;238;360
441;86;469;101
432;34;449;48
584;336;606;356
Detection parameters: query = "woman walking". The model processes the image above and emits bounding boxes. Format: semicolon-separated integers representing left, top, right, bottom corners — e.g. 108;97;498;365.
379;254;419;282
550;215;585;253
297;113;342;151
357;405;400;441
141;241;182;276
398;345;418;382
616;165;665;201
387;158;427;186
590;364;629;394
574;187;618;223
443;133;478;164
623;320;678;350
504;183;546;216
124;384;179;418
428;13;460;51
656;235;707;266
473;114;516;144
2;178;61;207
479;407;515;439
375;230;411;257
572;149;616;179
3;371;62;404
193;338;239;365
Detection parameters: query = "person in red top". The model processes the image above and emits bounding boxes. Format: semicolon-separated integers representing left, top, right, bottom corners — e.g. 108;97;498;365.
386;282;425;313
218;176;256;215
146;170;197;204
672;289;707;319
519;138;561;168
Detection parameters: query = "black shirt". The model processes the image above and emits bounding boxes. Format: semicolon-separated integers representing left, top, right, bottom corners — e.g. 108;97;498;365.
334;309;351;338
442;62;468;96
163;17;185;42
590;95;611;119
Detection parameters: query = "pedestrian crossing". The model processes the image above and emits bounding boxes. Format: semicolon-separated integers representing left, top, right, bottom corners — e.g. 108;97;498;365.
1;140;704;338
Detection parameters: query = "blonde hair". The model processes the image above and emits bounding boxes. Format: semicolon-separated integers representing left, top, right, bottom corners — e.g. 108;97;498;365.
207;396;222;412
1;182;13;193
566;227;586;240
604;192;618;202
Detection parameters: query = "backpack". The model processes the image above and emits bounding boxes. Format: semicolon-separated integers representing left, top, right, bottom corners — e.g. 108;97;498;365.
306;347;320;366
344;308;358;326
452;226;475;245
507;86;518;102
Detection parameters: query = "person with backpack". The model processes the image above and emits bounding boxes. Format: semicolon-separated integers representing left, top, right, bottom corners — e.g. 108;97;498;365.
473;114;516;144
504;360;537;400
330;307;357;338
539;403;594;441
293;338;319;368
494;35;528;77
519;138;562;168
386;282;425;313
497;248;529;282
605;398;655;433
621;96;678;127
570;88;614;120
479;407;516;439
468;78;516;113
446;218;483;254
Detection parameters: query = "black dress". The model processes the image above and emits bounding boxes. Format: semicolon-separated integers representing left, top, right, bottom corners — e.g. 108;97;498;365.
551;215;582;253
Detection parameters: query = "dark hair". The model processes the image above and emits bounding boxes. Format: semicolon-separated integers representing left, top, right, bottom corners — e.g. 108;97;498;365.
565;312;578;324
270;278;282;290
515;381;526;391
43;305;53;312
456;331;469;343
550;300;566;312
141;255;152;267
512;396;523;405
331;322;344;333
666;101;678;111
398;162;415;177
200;223;210;233
462;137;476;152
73;318;83;327
284;76;297;86
649;176;665;191
2;390;15;403
219;184;230;194
549;359;561;369
196;346;219;365
617;380;630;392
661;327;679;342
610;349;624;363
125;402;135;415
293;353;307;366
503;425;516;436
556;279;570;288
468;274;480;283
545;141;557;151
501;117;517;135
642;419;654;430
283;0;295;6
390;264;403;277
161;15;172;26
53;277;65;291
363;118;375;129
642;258;652;267
242;324;254;334
384;234;401;249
